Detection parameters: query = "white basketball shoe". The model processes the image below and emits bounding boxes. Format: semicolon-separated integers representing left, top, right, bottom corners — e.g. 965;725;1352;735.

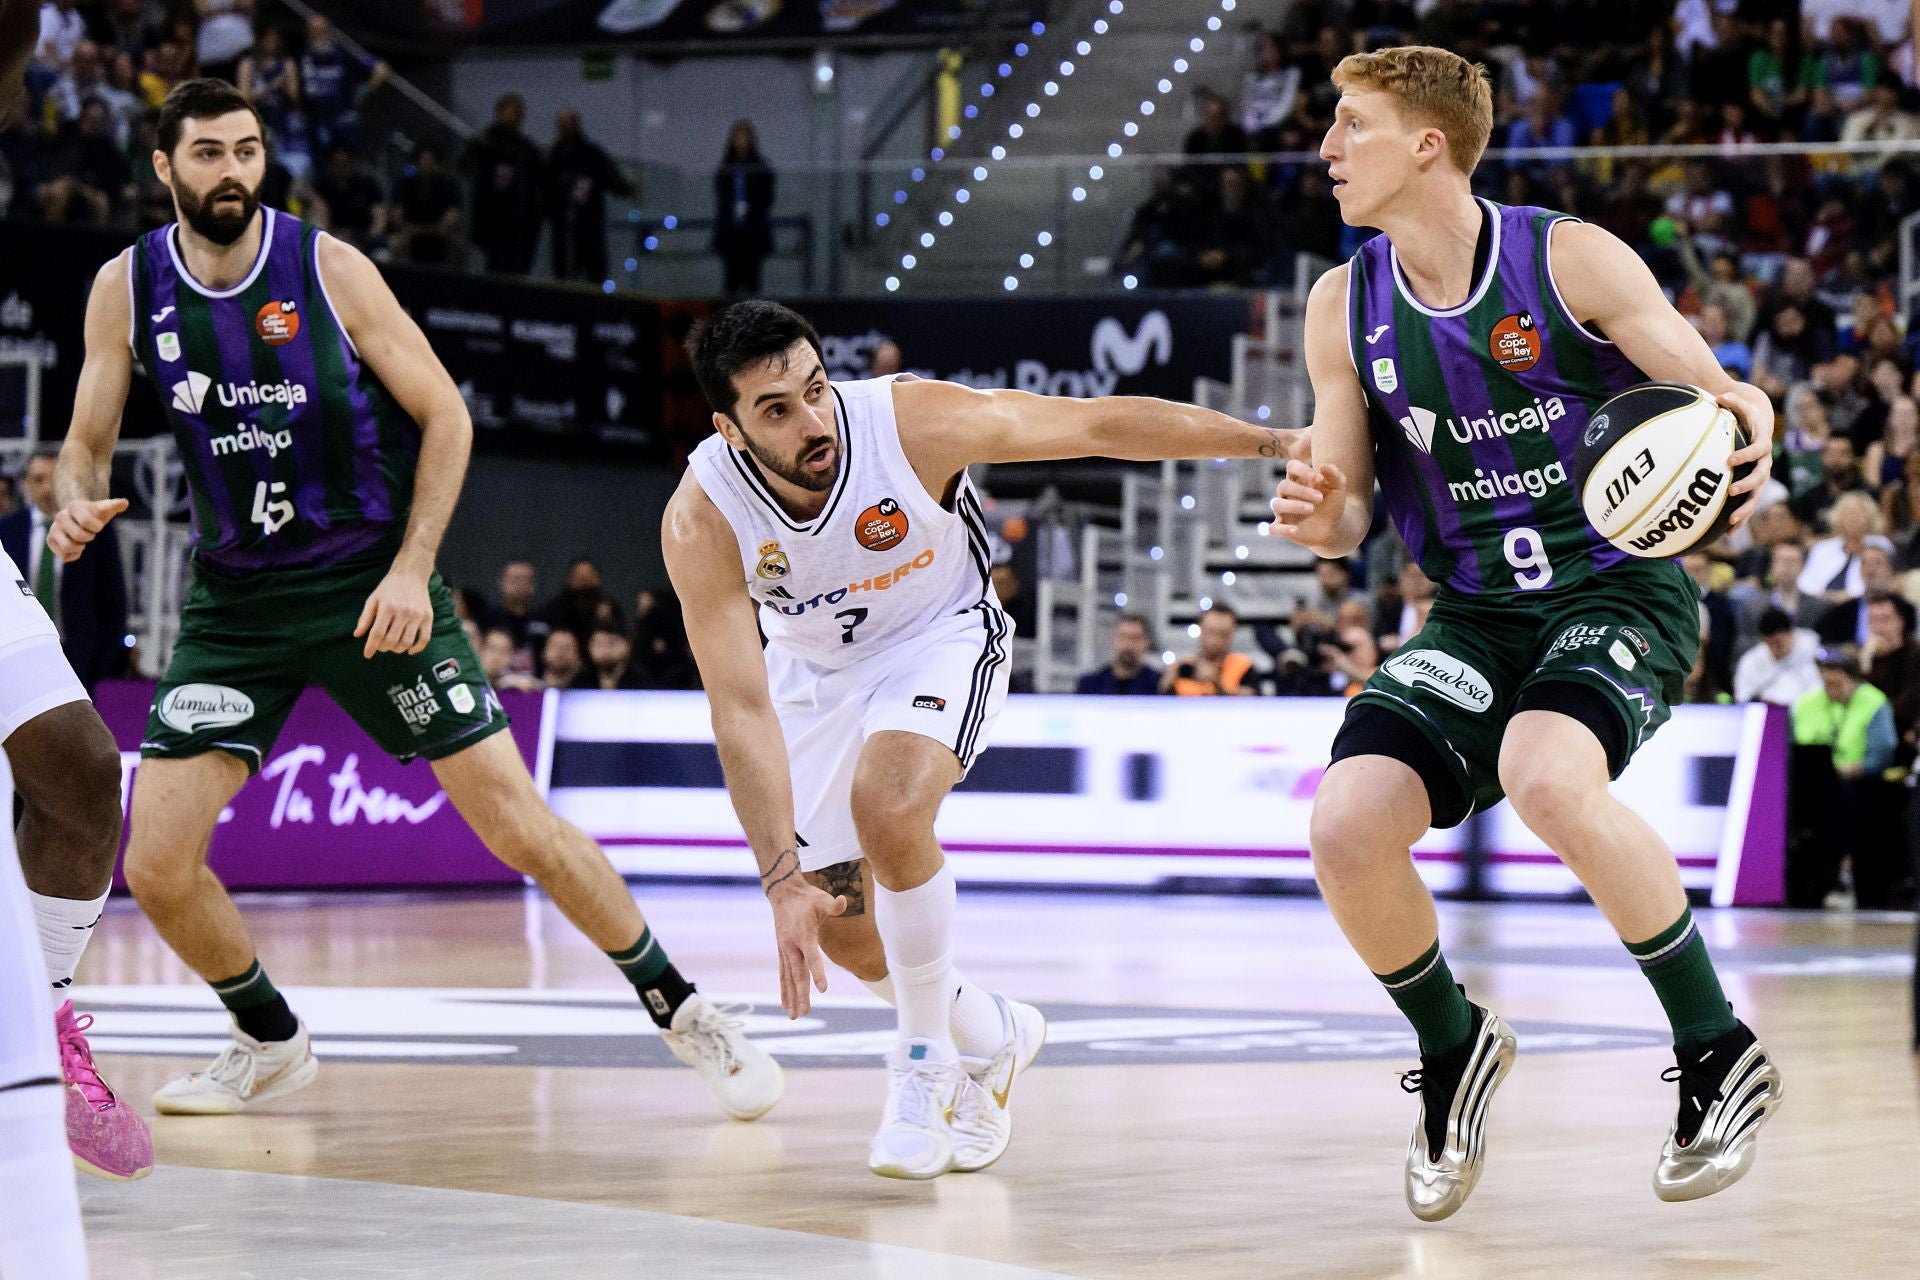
868;1039;967;1180
661;994;784;1121
951;997;1047;1173
152;1021;319;1116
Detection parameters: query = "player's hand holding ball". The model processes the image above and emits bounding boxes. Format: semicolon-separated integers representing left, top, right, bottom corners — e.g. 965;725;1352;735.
1718;382;1775;529
354;566;434;658
1269;459;1350;548
47;498;129;563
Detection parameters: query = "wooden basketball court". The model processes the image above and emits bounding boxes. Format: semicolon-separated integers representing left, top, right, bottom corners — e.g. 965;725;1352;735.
71;884;1919;1278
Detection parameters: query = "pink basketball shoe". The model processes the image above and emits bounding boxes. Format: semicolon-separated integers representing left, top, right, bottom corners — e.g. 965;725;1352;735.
56;1000;154;1181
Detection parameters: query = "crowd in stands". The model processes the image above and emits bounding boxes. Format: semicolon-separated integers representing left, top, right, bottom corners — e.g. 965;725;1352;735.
452;560;701;696
1;2;644;283
1123;2;1920;290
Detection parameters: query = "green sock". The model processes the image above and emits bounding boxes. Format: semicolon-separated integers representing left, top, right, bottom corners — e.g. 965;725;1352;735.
1625;908;1737;1047
1376;939;1475;1055
211;959;299;1043
607;927;695;1029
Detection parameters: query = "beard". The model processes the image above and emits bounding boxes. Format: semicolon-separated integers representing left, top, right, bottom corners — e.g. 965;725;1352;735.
173;175;261;246
741;430;838;493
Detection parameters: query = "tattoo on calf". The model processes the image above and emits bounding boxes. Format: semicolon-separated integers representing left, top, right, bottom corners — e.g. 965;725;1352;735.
804;858;867;916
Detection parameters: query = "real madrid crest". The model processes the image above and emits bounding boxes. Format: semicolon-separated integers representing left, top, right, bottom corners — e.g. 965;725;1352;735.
756;540;790;580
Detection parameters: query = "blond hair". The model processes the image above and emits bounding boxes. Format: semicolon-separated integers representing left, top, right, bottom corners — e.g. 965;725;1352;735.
1331;45;1494;177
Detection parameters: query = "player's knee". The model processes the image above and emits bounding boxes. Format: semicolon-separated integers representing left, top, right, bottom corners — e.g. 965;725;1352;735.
1309;793;1406;883
1497;752;1592;838
848;776;935;853
121;840;193;911
479;807;563;878
13;717;124;852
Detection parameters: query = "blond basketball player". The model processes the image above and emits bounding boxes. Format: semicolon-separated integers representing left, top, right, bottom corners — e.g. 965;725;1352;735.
1270;47;1783;1220
667;301;1304;1179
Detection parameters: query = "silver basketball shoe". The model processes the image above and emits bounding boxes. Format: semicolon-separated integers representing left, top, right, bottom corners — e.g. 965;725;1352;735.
1401;1002;1517;1222
1653;1021;1783;1202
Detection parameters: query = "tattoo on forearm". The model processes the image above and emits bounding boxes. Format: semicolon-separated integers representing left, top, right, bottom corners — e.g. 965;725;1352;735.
804;858;867;917
760;847;801;894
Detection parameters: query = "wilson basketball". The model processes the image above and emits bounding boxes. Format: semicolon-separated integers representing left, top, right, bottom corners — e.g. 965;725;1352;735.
1574;382;1753;558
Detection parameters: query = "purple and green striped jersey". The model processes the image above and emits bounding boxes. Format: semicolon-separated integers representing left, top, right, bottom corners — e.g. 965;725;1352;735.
1348;200;1646;595
128;208;418;576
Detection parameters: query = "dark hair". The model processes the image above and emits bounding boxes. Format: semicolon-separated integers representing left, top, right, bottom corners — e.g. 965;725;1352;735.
1115;612;1152;632
686;300;825;420
156;79;262;155
590;622;631;642
1757;607;1794;636
1866;592;1917;637
1815;644;1859;671
1202;602;1239;621
28;443;59;464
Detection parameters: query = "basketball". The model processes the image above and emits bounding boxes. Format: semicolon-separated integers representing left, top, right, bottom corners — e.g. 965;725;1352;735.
1574;383;1752;558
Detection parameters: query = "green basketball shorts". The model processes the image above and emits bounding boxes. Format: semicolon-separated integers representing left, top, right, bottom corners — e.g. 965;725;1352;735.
1340;558;1700;825
143;554;508;773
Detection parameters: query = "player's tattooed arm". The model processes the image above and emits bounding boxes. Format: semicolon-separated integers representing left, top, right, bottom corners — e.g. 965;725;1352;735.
804;859;867;917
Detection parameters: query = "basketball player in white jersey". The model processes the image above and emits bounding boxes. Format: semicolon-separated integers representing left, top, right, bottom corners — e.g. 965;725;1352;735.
667;301;1304;1179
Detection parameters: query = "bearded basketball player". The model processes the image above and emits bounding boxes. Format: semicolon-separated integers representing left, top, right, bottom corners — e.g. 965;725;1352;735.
48;80;778;1123
667;301;1306;1180
1270;46;1784;1220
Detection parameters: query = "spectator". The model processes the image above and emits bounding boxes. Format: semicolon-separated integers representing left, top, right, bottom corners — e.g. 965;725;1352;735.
478;560;550;671
541;557;610;647
34;0;82;70
1789;645;1901;907
1307;556;1366;617
1801;492;1897;601
1684;551;1738;698
1378;559;1434;652
0;446;128;689
990;558;1036;637
546;109;633;283
1758;258;1839;358
712;118;774;294
1242;30;1299;148
867;338;903;377
299;13;387;155
1817;544;1899;644
1323;624;1380;696
137;37;189;110
1808;17;1882;112
1076;613;1161;695
392;142;463;266
194;0;255;86
1505;93;1576;180
464;92;543;275
633;590;698;689
46;39;109;129
1739;539;1825;640
0;473;16;517
1195;165;1274;284
311;144;384;248
237;22;299;144
1734;607;1822;706
101;0;157;62
1747;16;1807;130
1863;593;1920;762
1182;88;1248;195
38;97;134;225
575;622;650;690
1164;603;1255;696
1752;307;1820;402
1676;228;1755;343
478;627;542;692
539;628;583;690
1697;301;1752;379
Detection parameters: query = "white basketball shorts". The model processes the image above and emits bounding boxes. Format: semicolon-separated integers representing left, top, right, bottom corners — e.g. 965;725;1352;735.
0;552;86;744
769;604;1011;873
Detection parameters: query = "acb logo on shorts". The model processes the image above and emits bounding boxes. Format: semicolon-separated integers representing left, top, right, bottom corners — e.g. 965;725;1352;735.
855;498;909;552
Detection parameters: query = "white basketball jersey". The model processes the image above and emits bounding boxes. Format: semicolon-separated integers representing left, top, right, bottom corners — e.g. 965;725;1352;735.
686;375;1003;672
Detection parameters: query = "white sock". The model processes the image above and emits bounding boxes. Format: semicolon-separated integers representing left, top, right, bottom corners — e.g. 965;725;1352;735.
0;1085;89;1278
873;864;960;1058
859;970;1006;1060
31;890;109;994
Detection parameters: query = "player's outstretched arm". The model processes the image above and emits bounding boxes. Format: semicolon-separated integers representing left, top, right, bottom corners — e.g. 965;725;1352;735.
1549;219;1775;528
1270;264;1376;558
890;368;1305;487
48;253;134;563
319;234;471;657
662;473;846;1017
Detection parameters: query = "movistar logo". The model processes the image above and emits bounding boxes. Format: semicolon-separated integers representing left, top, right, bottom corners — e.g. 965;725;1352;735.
1444;394;1567;444
1090;310;1172;376
168;371;310;415
170;371;212;413
1398;405;1438;453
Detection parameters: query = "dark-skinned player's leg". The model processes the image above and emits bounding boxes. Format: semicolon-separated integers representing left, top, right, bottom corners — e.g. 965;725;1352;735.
6;701;155;1180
